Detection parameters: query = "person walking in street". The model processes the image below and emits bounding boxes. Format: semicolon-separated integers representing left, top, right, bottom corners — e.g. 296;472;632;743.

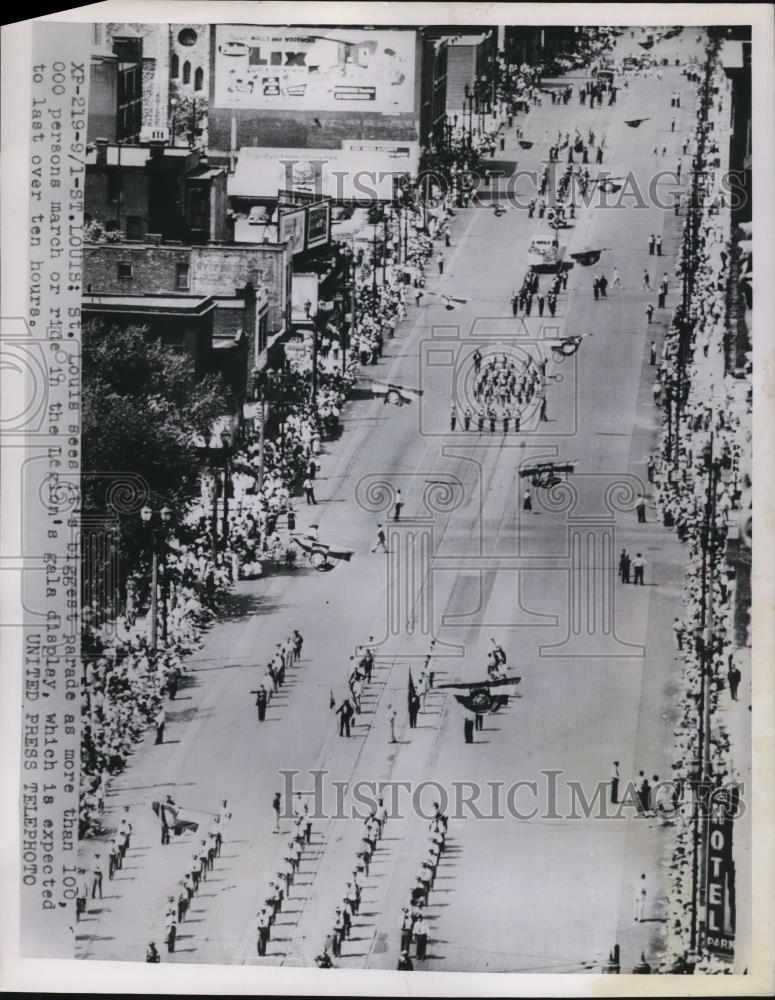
257;909;270;956
618;548;631;584
303;477;317;505
393;489;404;521
635;494;647;523
632;553;646;586
727;663;741;700
387;705;397;743
648;234;655;255
398;949;414;971
672;617;685;651
154;706;166;745
463;709;475;744
649;341;657;365
610;761;620;804
522;489;533;513
91;853;104;899
408;690;420;729
414;913;430;960
437;252;445;275
146;941;161;963
655;234;662;256
337;698;354;737
646;303;654;324
463;407;472;431
612;267;622;288
371;524;388;553
634;873;648;922
647;455;655;483
165;910;177;953
450;405;457;431
593;276;600;301
400;908;413;953
272;791;282;833
255;684;268;721
642;270;651;290
539;395;548;422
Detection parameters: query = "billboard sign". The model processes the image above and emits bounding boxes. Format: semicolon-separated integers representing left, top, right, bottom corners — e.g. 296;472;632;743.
306;202;331;250
277;206;307;256
214;26;416;113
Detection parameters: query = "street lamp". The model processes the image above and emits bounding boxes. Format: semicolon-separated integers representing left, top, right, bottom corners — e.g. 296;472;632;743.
140;504;173;652
339;244;355;376
251;366;266;493
219;429;233;547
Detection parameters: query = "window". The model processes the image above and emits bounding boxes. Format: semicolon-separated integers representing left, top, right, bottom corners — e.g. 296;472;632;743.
194;66;203;91
117;262;133;279
125;216;144;240
175;263;190;289
183;60;191;85
178;27;197;46
171;53;179;78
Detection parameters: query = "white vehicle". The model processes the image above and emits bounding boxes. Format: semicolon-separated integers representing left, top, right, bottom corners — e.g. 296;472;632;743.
527;233;566;272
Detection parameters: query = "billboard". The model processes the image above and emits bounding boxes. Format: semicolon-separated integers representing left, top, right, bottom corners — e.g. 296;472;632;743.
277;207;307;256
214;25;416;112
306;202;331;250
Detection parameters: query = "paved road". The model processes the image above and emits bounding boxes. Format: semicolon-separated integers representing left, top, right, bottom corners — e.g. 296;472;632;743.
77;29;707;973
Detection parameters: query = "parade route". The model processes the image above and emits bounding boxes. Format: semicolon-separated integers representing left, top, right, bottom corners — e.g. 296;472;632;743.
73;27;750;976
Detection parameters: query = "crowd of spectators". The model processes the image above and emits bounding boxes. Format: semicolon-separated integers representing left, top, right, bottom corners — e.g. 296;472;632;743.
647;43;751;975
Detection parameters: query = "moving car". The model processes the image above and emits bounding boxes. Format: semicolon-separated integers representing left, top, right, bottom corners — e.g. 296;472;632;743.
528;233;566;271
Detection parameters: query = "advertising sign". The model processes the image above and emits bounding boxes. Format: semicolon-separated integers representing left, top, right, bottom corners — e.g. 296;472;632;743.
277;206;307;256
291;272;319;324
214;26;416;113
306;202;331;250
704;794;736;959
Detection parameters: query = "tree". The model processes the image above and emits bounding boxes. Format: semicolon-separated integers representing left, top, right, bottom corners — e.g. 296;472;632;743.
81;320;232;566
170;93;208;149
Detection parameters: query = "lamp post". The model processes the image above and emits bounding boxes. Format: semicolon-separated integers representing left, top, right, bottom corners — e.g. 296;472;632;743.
140;504;172;652
339;244;354;376
219;428;233;546
251;366;266;492
464;83;473;149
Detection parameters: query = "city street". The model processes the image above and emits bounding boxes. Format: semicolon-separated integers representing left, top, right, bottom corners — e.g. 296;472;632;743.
76;30;727;973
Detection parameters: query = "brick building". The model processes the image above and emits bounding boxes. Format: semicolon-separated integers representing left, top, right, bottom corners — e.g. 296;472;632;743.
85;140;228;243
84;240;289;384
